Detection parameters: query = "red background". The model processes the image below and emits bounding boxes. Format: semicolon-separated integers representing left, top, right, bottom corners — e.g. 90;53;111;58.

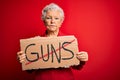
1;0;120;80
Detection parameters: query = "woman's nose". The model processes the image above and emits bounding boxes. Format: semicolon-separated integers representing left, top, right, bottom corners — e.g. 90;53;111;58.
51;18;55;23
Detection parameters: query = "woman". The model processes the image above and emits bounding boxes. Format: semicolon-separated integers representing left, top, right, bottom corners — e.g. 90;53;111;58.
17;3;88;80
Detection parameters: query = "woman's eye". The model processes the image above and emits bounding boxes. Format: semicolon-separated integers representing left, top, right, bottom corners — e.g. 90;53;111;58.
55;18;59;20
46;17;51;19
47;18;50;19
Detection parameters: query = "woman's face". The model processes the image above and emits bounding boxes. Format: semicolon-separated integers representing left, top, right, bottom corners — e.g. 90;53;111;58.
44;10;63;32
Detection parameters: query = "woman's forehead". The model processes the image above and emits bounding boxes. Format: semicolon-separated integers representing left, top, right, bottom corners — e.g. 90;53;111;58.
46;10;61;16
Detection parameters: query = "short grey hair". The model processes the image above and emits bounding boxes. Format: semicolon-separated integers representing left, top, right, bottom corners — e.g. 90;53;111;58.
41;3;64;21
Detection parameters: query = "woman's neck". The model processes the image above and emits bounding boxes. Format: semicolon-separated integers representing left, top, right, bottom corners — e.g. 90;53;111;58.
46;30;59;37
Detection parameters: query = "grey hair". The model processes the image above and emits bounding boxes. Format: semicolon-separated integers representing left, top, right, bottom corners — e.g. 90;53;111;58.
41;3;64;21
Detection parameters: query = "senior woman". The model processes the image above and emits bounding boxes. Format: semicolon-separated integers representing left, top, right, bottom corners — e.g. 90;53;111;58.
17;3;88;80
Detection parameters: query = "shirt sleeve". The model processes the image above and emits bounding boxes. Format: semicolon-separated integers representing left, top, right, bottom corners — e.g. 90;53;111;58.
71;61;86;70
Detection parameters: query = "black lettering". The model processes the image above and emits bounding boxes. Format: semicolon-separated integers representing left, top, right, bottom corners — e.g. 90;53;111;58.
62;42;74;60
25;43;39;62
41;44;49;62
51;43;61;63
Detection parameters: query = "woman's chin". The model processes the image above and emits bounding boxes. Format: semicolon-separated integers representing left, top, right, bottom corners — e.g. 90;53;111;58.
49;29;57;32
48;28;57;32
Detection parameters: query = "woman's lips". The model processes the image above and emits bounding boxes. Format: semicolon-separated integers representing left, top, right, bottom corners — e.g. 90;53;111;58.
49;24;56;27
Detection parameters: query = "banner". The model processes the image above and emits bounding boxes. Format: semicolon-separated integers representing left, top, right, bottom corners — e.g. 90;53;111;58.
20;36;80;70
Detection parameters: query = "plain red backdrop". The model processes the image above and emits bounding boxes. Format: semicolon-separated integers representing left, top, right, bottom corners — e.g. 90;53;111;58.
1;0;120;80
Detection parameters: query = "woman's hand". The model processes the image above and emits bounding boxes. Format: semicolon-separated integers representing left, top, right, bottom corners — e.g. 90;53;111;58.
17;51;26;63
76;51;88;61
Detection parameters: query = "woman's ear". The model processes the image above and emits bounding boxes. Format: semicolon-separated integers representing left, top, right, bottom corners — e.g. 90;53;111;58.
60;18;64;25
43;20;47;26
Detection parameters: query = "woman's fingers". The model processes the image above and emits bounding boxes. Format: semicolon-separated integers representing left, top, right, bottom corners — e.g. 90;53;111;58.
17;51;26;63
76;51;88;61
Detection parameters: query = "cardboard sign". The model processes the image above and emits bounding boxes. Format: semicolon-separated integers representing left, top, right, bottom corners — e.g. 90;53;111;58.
20;36;80;70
